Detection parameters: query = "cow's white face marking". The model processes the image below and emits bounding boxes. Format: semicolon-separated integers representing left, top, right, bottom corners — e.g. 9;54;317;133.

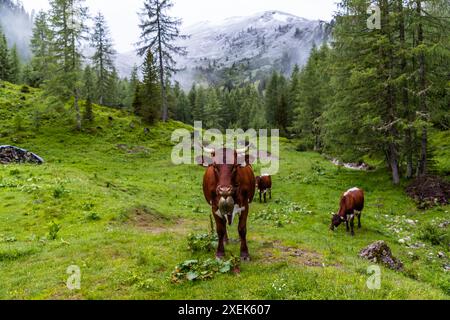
344;187;360;196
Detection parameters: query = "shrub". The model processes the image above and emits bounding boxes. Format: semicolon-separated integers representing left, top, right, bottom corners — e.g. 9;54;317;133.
187;233;218;252
85;212;101;221
47;221;61;240
418;223;449;246
20;85;30;94
171;257;240;283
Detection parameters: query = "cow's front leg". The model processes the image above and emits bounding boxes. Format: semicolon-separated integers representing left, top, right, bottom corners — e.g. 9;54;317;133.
213;208;227;259
259;191;262;203
264;191;267;203
346;219;350;232
238;203;250;261
349;214;355;236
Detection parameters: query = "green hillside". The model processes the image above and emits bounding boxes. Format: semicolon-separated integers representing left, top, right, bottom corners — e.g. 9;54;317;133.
0;82;449;299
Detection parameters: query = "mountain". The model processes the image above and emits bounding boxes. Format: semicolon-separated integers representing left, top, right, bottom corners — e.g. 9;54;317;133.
115;11;332;89
0;0;33;60
174;11;332;89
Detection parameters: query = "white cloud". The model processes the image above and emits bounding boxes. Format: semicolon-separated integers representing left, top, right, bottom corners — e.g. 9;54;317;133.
21;0;337;53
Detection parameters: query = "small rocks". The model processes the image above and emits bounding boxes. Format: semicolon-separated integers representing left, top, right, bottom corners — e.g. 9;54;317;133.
331;159;371;171
360;240;403;271
405;219;417;226
0;145;44;165
398;237;411;245
444;264;450;272
439;221;450;229
409;242;426;249
437;252;446;259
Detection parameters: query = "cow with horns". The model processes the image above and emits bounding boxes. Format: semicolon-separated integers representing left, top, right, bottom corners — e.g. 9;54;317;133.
256;175;272;203
330;187;365;236
201;145;256;261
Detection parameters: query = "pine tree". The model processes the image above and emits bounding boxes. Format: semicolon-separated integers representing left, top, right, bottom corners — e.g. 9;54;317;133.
82;65;94;123
91;12;116;106
0;28;10;81
134;50;161;123
137;0;188;122
265;72;279;127
8;44;21;84
204;88;222;129
47;0;89;131
30;10;53;87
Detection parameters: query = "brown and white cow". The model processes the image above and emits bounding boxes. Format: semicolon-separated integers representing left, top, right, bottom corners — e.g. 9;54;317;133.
202;146;256;260
256;175;272;203
330;187;364;236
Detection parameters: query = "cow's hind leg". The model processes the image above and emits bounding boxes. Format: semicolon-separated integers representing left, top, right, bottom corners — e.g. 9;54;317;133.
213;210;227;259
264;191;267;203
238;204;250;261
346;219;350;232
356;211;362;229
259;191;262;203
269;189;272;200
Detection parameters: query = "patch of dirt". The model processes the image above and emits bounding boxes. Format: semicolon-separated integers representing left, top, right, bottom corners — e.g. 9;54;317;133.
406;175;450;208
124;206;194;235
116;144;150;155
260;240;324;267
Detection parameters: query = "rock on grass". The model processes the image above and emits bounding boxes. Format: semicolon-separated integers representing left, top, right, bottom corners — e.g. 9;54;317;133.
359;240;404;271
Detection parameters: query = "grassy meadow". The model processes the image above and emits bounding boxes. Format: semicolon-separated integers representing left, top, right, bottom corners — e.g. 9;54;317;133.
0;82;449;299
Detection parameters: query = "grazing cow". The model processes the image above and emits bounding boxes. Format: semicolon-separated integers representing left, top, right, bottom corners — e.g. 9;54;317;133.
330;187;364;236
256;175;272;203
202;146;255;261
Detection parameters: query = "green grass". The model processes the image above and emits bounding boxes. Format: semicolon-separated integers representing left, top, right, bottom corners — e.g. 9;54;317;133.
0;81;449;299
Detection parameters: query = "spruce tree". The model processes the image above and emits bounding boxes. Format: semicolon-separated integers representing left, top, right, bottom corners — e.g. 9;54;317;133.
47;0;89;131
8;44;21;84
91;12;116;106
82;65;95;123
30;10;53;87
0;28;10;81
137;0;188;122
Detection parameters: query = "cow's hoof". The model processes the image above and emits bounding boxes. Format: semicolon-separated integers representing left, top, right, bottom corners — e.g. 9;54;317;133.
240;254;251;262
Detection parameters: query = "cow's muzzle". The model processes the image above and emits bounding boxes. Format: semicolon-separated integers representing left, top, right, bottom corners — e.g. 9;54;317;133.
218;196;234;224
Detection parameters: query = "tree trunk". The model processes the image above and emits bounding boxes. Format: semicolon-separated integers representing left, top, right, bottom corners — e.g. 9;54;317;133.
416;0;428;176
381;0;400;185
389;145;401;185
398;0;414;179
74;88;81;131
156;3;168;122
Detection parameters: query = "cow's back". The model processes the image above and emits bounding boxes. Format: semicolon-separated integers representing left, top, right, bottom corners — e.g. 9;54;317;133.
340;188;364;215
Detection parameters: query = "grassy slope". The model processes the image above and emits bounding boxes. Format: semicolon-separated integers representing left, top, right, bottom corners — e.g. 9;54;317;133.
0;82;449;300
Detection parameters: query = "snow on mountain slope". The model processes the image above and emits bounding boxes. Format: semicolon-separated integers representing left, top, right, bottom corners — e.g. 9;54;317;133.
116;11;332;89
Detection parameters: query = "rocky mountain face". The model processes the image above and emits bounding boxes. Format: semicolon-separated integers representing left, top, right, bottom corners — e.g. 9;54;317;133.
173;11;332;89
116;11;332;89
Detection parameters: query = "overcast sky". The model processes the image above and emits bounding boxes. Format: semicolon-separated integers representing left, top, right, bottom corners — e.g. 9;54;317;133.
21;0;338;53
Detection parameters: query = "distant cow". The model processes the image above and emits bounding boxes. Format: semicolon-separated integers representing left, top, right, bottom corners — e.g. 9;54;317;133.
330;187;364;236
202;146;256;261
256;175;272;203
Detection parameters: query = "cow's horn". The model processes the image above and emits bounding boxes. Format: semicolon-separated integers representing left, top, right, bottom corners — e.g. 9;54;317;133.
203;147;215;154
236;145;250;154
